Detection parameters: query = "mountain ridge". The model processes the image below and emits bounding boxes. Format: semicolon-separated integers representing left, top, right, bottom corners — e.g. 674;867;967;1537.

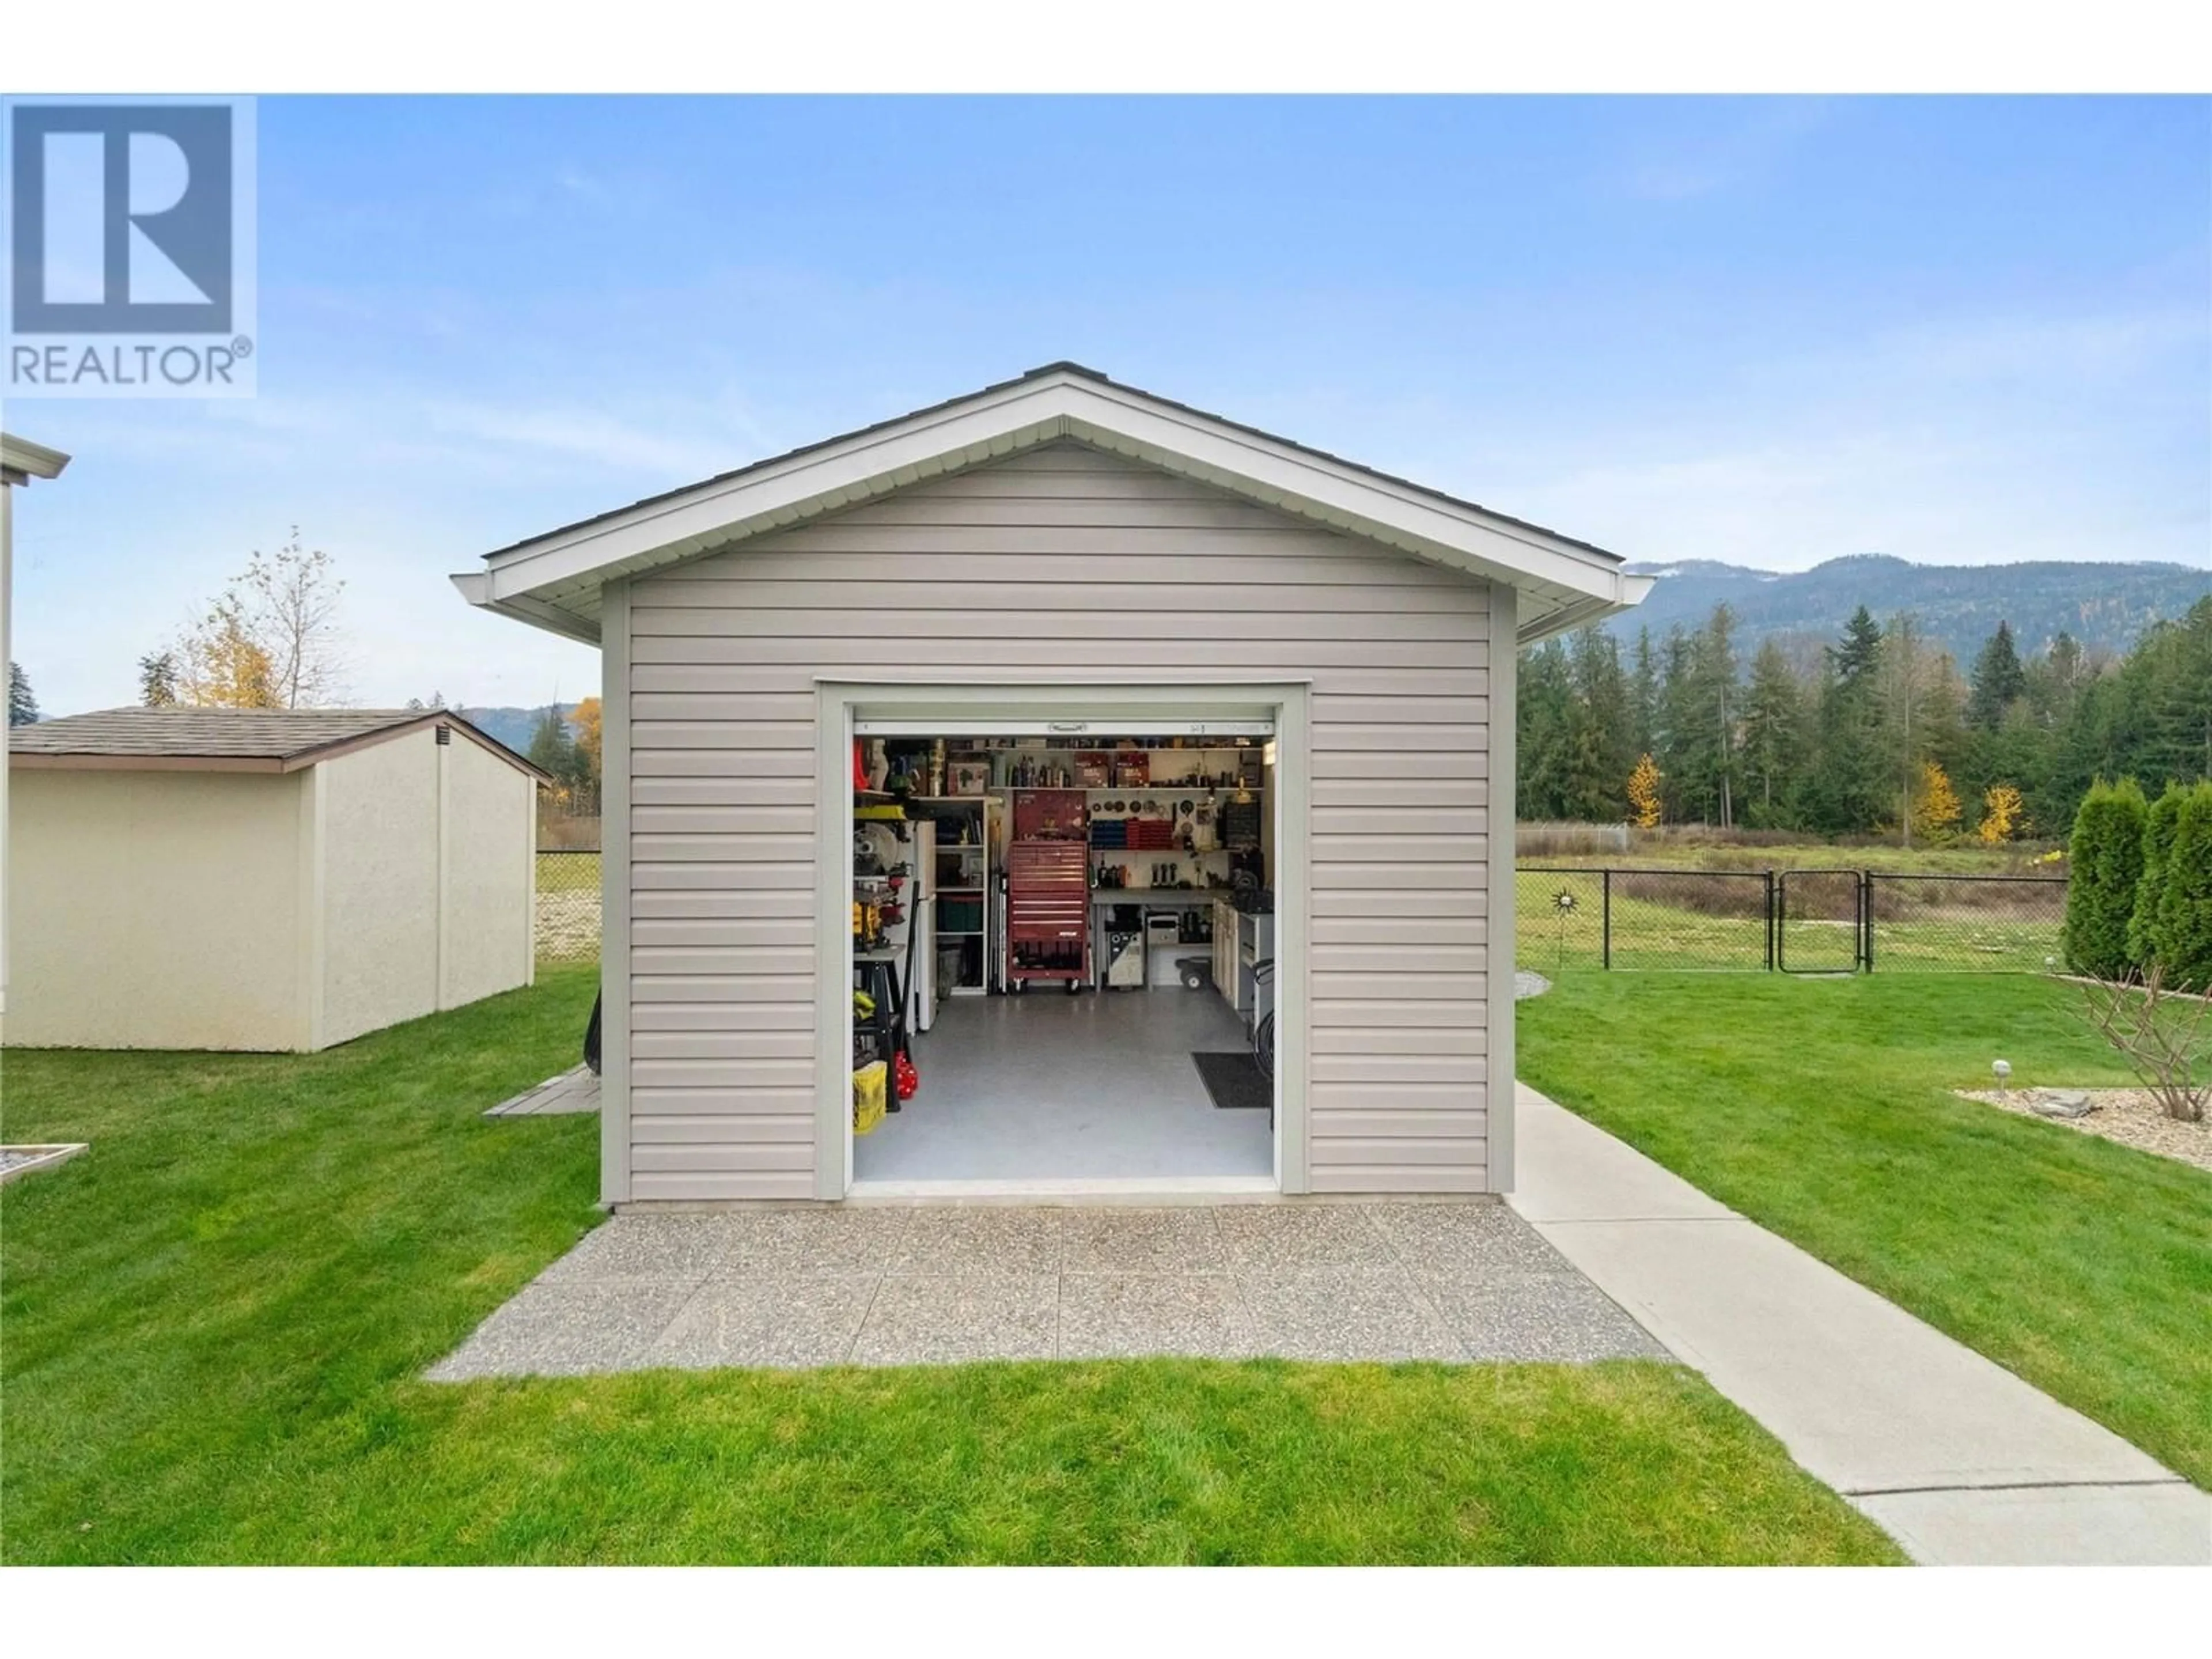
1608;554;2209;661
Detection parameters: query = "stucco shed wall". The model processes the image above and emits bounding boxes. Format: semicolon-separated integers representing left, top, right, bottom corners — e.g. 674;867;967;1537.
5;767;310;1050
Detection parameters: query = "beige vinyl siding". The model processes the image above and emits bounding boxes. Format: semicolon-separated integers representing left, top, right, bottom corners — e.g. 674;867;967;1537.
622;440;1492;1199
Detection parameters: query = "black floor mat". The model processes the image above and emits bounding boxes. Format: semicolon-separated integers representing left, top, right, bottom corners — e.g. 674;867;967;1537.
1192;1050;1270;1111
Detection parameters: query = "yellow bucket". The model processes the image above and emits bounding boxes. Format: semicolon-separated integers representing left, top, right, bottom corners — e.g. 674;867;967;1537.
852;1060;888;1135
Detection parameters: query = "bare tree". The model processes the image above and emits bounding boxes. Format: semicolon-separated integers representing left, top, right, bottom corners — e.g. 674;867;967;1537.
165;530;349;710
2077;963;2210;1123
242;529;348;707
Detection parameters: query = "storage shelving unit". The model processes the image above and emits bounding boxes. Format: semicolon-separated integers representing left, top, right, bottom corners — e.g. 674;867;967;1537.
924;796;994;997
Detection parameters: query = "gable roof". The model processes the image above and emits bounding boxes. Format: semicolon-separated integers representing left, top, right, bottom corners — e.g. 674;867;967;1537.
453;362;1650;646
10;706;551;782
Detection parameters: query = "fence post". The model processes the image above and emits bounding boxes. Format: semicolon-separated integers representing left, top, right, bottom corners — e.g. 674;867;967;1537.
1601;869;1612;971
1861;872;1874;974
1764;871;1776;972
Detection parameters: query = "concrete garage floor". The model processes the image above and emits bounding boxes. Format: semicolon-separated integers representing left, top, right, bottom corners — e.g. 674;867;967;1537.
426;1201;1666;1378
855;988;1274;1183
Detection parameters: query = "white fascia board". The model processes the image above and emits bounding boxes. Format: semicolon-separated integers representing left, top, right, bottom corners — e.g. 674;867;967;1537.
449;571;605;645
461;369;1642;639
1515;574;1656;646
475;376;1082;602
0;433;72;480
1052;379;1631;605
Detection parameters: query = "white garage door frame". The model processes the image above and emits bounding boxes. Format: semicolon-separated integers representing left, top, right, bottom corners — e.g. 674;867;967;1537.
813;679;1312;1201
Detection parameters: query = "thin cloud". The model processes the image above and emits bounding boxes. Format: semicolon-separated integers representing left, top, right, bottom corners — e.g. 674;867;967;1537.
1622;98;1835;200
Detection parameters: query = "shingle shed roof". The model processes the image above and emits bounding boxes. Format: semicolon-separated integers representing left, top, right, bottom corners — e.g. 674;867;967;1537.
10;707;548;781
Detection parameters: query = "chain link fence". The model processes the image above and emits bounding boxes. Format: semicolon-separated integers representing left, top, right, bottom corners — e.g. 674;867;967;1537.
536;850;601;963
1518;866;2066;974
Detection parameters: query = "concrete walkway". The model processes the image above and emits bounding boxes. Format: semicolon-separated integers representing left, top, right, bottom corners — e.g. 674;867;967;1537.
1509;1083;2211;1566
426;1200;1664;1378
484;1066;600;1118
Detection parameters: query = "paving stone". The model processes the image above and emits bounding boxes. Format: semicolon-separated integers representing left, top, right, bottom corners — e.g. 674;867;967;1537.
1418;1272;1669;1362
1211;1205;1397;1271
1060;1207;1228;1274
851;1273;1059;1365
882;1207;1065;1274
1363;1201;1573;1280
425;1279;700;1380
1234;1268;1464;1361
1058;1272;1252;1359
643;1274;880;1370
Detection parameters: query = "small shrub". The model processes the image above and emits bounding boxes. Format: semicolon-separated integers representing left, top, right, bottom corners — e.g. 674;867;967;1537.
2077;963;2209;1123
2061;778;2148;979
2142;781;2212;992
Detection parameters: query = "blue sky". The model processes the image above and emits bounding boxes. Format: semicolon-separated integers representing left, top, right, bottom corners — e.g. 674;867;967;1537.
10;94;2208;717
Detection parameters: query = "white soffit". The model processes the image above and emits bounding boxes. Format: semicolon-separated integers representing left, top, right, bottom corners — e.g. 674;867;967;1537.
453;365;1649;646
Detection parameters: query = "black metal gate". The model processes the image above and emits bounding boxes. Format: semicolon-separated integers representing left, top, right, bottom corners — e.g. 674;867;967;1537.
1775;869;1867;974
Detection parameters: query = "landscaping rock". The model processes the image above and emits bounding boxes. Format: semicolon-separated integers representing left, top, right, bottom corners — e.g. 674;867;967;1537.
2031;1089;2095;1120
1514;971;1552;1000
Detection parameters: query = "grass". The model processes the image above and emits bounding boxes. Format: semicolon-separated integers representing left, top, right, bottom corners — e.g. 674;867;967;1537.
1;964;1896;1565
1519;972;2212;1490
1516;869;2066;974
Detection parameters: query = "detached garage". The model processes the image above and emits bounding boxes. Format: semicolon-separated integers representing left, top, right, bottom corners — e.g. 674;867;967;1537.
6;707;546;1051
457;363;1648;1204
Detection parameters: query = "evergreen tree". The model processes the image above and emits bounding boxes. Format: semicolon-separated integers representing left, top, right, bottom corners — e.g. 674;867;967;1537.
1738;639;1805;826
1684;604;1742;827
1796;608;1887;835
1627;626;1660;762
1654;623;1696;816
7;661;37;726
1967;621;2027;730
138;650;181;707
2128;782;2187;967
1514;639;1575;820
2141;781;2212;991
526;703;583;785
2062;778;2149;979
1563;626;1634;820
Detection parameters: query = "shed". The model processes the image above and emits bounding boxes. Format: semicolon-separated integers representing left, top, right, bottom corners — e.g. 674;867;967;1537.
6;707;546;1051
456;364;1649;1204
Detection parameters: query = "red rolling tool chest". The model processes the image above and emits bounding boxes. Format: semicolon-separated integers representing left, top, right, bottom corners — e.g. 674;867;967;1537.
1005;789;1090;989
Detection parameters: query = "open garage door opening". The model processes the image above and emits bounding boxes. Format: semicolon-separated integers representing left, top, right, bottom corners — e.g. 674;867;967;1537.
845;712;1285;1194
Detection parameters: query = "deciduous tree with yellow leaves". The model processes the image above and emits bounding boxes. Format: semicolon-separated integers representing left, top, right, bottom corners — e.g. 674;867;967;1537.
1626;753;1664;830
1979;782;2028;845
1911;759;1963;844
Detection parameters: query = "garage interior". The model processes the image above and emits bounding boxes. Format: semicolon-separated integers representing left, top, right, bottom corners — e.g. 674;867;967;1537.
850;724;1279;1185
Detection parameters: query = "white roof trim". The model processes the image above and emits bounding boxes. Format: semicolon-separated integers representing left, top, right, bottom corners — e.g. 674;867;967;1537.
453;368;1648;646
1;431;72;483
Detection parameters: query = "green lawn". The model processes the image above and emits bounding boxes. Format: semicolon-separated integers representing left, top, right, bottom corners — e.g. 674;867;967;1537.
1516;869;2065;974
1;965;1895;1565
1519;972;2212;1490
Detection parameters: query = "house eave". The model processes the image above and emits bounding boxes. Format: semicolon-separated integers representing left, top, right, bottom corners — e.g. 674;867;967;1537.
1;431;72;485
456;368;1647;645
